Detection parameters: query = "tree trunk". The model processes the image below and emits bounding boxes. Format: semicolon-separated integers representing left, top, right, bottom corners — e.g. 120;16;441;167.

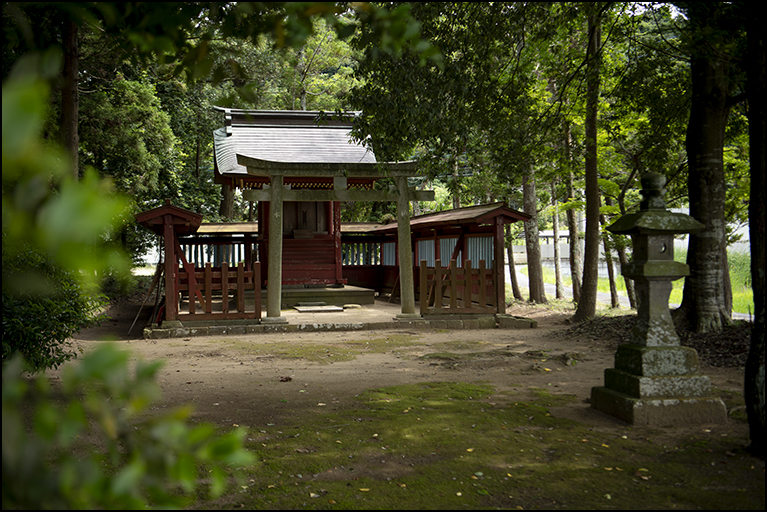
605;195;636;308
616;241;636;309
600;214;620;308
523;171;547;303
745;11;765;458
551;181;564;299
219;184;235;220
62;17;79;180
566;168;582;302
451;158;461;210
572;5;601;322
677;4;732;333
506;225;524;301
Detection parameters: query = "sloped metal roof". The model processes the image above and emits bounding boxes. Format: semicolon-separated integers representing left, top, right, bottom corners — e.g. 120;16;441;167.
349;202;530;235
213;110;376;178
409;202;530;227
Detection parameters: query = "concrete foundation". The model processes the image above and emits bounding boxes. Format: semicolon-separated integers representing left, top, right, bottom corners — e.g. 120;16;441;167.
591;386;727;426
143;307;537;339
591;343;726;426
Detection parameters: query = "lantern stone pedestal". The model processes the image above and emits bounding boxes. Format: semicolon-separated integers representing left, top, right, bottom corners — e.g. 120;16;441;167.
590;173;727;426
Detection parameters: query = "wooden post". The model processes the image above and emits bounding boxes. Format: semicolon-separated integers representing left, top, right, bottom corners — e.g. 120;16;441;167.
244;233;253;272
435;259;445;309
494;216;506;314
222;262;229;313
463;259;472;308
253;261;262;319
479;260;487;307
205;263;213;313
334;201;343;285
237;262;245;312
420;260;428;316
260;201;269;286
449;259;458;309
163;214;177;321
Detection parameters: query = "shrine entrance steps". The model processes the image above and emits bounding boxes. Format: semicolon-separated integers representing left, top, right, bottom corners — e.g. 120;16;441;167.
262;285;376;309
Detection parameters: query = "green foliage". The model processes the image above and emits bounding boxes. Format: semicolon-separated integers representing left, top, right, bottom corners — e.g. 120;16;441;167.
728;249;752;290
2;53;131;293
80;77;175;200
2;344;256;509
2;242;106;371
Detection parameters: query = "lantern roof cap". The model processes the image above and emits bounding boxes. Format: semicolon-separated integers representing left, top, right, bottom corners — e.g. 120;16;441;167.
607;173;704;235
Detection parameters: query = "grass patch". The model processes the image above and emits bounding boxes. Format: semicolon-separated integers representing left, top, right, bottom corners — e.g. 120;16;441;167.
341;335;419;356
196;382;764;510
228;341;360;364
529;387;580;407
225;335;424;364
431;339;490;351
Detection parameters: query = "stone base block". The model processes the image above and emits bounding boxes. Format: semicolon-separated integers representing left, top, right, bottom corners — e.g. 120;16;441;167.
262;316;288;324
496;314;537;329
394;313;426;322
614;344;700;377
604;368;712;398
591;386;727;426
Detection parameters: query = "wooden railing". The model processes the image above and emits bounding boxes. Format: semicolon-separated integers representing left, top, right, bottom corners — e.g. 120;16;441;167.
419;259;497;315
177;262;261;321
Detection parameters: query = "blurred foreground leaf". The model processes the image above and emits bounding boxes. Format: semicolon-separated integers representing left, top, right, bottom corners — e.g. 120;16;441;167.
2;344;256;509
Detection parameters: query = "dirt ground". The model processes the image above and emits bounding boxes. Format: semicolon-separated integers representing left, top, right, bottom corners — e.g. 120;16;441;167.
56;297;752;448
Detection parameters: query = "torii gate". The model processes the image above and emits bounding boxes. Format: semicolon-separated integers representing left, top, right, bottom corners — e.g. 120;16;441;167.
238;156;434;324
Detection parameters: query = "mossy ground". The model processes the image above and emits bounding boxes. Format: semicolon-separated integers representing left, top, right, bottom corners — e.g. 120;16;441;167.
195;379;763;510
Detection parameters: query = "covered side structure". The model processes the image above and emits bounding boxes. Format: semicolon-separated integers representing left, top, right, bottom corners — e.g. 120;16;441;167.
341;202;531;316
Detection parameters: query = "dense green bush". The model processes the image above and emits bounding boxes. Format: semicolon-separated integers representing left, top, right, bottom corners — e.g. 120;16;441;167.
2;244;106;371
2;344;256;509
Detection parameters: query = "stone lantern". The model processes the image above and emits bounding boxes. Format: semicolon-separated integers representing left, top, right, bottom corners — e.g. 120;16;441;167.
590;173;727;425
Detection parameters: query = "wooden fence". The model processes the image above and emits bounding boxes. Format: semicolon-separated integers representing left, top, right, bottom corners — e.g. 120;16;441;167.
177;262;261;321
419;259;497;315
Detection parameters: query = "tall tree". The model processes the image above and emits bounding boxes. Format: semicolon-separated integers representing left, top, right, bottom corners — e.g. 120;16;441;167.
523;171;547;303
571;3;603;322
676;3;745;332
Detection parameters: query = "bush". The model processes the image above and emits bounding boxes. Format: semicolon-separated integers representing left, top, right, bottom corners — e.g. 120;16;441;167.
2;244;106;371
2;344;256;509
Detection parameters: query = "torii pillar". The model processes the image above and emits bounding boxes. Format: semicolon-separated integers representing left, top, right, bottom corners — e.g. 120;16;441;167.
263;174;287;323
394;175;420;320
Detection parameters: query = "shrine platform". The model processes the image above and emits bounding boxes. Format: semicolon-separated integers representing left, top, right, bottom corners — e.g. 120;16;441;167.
266;285;376;308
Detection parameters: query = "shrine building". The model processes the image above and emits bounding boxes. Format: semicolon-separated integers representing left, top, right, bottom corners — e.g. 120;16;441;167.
136;109;531;329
